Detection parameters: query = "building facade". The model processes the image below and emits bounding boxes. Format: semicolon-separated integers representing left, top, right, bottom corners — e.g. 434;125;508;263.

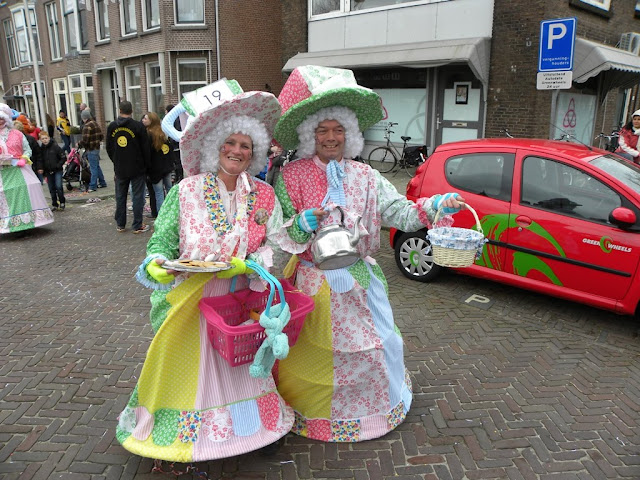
287;0;640;153
0;0;306;132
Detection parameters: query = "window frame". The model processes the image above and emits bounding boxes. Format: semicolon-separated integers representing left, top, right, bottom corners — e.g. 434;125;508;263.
308;0;439;19
176;59;208;98
146;62;163;114
94;0;110;41
142;0;160;31
68;73;94;125
174;0;205;25
125;65;142;119
53;77;69;117
120;0;137;36
60;0;89;54
10;6;41;66
3;18;19;69
45;2;62;60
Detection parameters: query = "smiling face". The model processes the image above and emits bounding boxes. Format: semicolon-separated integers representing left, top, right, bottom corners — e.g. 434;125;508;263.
314;119;345;164
633;116;640;130
218;133;253;177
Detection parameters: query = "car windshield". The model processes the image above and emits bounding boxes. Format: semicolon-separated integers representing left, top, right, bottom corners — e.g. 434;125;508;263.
590;154;640;194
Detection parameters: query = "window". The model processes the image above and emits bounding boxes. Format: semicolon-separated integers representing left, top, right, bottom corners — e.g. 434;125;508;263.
350;0;418;11
573;0;610;10
310;0;430;16
121;0;137;35
143;0;160;30
521;157;621;224
177;59;207;97
445;153;514;202
3;19;18;69
175;0;204;24
68;73;94;125
61;0;89;53
147;62;163;114
10;7;41;66
312;0;341;15
94;0;110;41
125;66;142;119
53;78;69;118
45;2;62;60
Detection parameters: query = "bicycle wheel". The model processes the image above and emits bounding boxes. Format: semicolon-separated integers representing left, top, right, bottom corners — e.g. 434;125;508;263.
402;156;423;178
367;147;397;173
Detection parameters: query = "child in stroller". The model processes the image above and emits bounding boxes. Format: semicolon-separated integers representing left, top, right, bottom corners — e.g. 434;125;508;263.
63;147;91;192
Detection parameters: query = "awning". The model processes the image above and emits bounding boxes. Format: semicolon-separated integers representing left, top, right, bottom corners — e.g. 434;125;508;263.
283;37;491;87
574;37;640;90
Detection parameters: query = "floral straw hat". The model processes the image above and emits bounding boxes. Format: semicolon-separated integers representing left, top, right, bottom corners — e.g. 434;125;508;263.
274;65;384;150
174;78;281;177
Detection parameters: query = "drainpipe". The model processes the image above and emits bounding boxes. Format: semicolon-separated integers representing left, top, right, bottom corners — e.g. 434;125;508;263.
25;0;46;129
215;0;221;80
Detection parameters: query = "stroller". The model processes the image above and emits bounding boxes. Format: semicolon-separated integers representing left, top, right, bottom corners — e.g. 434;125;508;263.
63;147;91;192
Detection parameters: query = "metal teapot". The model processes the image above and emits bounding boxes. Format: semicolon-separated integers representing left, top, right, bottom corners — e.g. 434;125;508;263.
310;206;362;270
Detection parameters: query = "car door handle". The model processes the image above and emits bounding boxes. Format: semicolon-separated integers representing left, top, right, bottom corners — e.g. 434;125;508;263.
515;215;532;229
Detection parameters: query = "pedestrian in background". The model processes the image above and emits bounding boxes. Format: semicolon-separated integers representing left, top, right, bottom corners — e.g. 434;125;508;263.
141;112;174;218
14;119;43;184
45;113;55;139
56;110;71;156
164;104;183;183
78;109;107;192
39;131;66;211
616;109;640;163
106;101;151;234
27;117;41;141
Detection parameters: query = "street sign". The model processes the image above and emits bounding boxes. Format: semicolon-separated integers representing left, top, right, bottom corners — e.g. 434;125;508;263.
539;17;576;72
537;71;573;90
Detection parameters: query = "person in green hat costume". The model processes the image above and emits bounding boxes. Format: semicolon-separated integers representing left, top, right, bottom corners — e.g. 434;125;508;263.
272;65;464;442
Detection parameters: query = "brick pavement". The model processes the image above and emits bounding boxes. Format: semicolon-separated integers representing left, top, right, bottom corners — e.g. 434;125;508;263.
1;187;639;479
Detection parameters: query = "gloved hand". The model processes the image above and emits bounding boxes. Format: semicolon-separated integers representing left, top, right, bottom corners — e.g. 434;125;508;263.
15;158;26;168
217;257;254;279
146;260;175;284
433;192;463;215
297;209;319;233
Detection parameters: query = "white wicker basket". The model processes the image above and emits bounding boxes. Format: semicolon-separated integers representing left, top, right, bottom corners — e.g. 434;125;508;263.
428;203;486;268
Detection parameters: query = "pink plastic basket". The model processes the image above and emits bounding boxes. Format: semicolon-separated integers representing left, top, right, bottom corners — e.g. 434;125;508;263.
199;279;314;367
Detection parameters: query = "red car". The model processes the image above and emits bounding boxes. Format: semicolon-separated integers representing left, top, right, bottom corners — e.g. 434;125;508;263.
390;138;640;317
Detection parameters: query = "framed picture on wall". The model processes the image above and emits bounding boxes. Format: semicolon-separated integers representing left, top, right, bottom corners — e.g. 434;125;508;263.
455;83;469;105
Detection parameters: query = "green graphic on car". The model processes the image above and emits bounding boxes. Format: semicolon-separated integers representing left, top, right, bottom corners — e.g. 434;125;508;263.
473;214;565;286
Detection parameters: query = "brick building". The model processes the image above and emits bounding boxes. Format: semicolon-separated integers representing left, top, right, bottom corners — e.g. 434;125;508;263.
287;0;640;153
0;0;306;131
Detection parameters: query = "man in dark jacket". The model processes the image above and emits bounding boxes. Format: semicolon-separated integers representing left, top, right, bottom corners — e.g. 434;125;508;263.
106;101;151;234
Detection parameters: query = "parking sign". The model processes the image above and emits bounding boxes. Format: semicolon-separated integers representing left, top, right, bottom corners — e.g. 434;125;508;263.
539;17;576;72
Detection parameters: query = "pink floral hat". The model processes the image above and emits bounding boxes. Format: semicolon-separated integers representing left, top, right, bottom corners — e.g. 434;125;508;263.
274;65;384;150
176;79;281;177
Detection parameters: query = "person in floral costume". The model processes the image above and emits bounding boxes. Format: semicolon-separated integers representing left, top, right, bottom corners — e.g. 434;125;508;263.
0;103;53;234
116;80;294;462
272;66;463;442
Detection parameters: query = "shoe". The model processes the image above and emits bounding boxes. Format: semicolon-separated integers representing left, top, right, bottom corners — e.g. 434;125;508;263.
116;226;126;232
87;189;97;192
145;214;157;219
98;184;107;188
127;205;133;211
59;204;65;211
51;205;58;211
133;224;150;234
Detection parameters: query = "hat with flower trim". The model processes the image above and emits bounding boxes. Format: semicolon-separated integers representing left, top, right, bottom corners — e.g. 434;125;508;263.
162;78;281;177
274;65;384;150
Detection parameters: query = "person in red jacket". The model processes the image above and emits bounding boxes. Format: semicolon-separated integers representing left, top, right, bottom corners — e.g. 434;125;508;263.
616;109;640;163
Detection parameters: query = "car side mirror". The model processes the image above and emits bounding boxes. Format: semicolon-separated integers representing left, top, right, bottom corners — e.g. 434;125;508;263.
610;207;636;226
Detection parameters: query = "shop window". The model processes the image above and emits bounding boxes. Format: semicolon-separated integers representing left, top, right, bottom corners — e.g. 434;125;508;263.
45;2;62;60
143;0;160;30
121;0;137;35
3;19;19;69
125;66;142;119
175;0;204;24
177;59;207;97
94;0;110;41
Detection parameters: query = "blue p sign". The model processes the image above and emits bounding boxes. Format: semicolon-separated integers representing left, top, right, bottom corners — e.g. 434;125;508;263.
539;18;576;72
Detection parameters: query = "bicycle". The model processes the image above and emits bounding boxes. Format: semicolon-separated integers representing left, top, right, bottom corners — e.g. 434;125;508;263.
594;130;620;152
367;122;427;177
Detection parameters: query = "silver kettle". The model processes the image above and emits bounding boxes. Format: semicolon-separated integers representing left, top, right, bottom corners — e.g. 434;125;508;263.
310;206;362;270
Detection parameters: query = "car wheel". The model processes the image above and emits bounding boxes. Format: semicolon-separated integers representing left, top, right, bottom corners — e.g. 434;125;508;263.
394;230;443;282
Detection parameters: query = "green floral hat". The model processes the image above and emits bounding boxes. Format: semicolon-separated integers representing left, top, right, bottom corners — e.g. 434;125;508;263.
274;65;384;150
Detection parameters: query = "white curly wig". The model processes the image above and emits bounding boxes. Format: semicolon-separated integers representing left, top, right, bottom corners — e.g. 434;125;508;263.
199;115;271;176
296;106;364;159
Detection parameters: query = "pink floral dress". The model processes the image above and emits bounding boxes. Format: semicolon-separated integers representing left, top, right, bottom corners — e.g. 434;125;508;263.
274;157;438;442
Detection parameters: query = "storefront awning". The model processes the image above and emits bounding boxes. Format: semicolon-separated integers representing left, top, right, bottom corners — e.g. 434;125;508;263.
574;37;640;90
283;37;491;87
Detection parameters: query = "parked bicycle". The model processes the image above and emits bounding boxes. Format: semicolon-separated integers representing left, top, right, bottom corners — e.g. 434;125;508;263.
367;122;427;177
594;130;620;152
